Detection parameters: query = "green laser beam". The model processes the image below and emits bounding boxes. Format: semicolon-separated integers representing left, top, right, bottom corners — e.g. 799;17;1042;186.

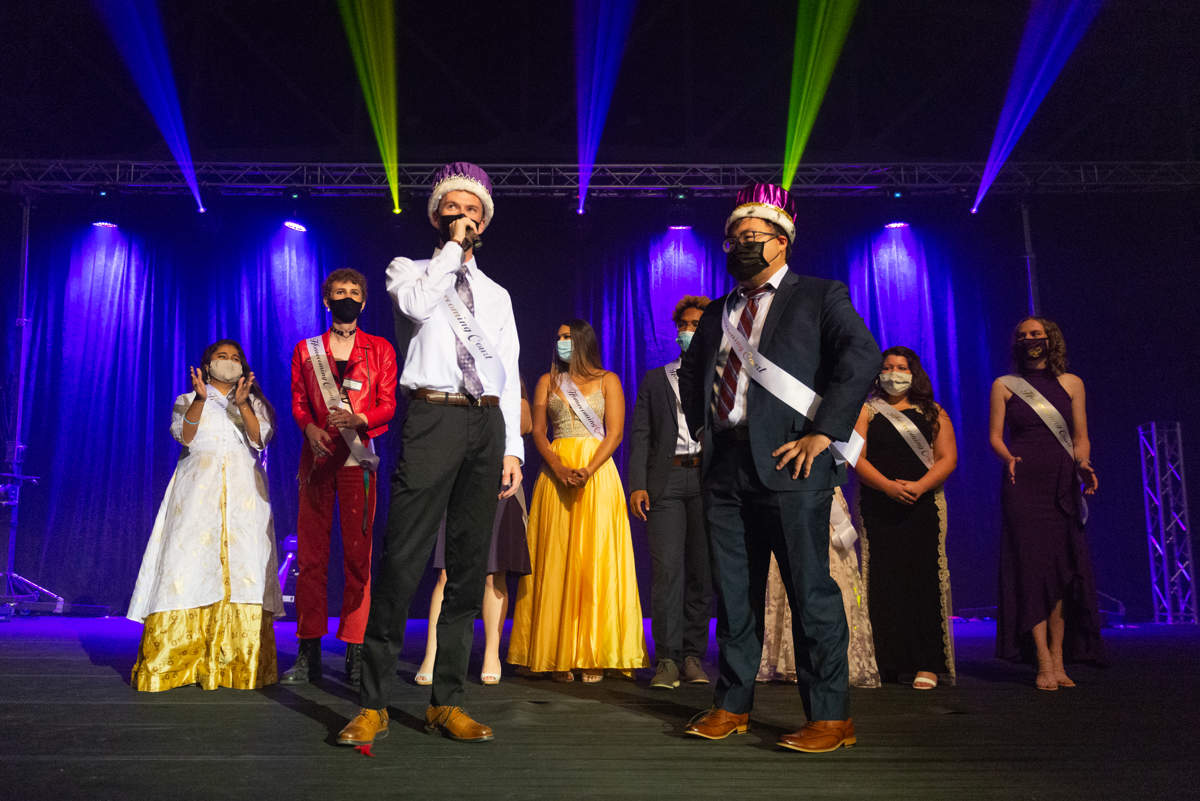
339;0;400;212
781;0;859;190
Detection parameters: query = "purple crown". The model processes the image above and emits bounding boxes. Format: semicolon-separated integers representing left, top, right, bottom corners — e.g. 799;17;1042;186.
427;162;495;226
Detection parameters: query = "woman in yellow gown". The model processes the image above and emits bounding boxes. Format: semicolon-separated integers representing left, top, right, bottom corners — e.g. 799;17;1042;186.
508;320;649;682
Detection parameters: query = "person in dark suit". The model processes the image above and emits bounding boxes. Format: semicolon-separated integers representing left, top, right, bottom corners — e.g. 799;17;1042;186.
629;295;714;689
678;183;879;753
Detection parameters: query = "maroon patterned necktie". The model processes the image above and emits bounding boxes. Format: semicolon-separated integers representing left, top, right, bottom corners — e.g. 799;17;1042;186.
714;287;771;422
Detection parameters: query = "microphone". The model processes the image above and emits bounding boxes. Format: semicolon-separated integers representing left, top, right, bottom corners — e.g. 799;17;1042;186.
439;213;483;251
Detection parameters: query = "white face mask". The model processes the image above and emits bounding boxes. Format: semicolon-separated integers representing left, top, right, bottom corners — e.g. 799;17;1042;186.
878;371;912;396
208;359;244;384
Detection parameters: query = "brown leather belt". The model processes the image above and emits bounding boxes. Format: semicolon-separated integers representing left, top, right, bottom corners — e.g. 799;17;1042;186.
671;454;702;468
413;388;500;407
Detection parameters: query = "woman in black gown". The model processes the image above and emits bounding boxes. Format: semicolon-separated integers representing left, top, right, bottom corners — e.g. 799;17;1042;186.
989;317;1103;691
852;347;958;689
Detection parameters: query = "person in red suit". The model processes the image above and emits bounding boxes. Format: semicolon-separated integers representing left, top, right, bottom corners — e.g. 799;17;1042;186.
283;268;397;687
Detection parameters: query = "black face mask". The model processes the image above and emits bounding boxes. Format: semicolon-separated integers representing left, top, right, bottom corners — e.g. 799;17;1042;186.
1014;337;1049;362
438;213;483;251
329;297;363;324
725;240;770;282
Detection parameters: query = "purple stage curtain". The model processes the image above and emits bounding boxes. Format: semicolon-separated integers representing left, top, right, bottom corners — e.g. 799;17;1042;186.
15;216;328;610
839;220;1001;612
572;225;733;472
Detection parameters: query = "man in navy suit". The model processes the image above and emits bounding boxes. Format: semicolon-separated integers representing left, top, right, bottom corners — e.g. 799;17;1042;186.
629;295;714;689
678;183;879;753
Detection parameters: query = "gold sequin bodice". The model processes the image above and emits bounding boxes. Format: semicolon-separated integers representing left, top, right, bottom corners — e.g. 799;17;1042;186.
548;390;605;439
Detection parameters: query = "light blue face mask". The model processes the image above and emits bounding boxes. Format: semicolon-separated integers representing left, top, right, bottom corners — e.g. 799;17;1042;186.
676;330;694;352
556;340;573;361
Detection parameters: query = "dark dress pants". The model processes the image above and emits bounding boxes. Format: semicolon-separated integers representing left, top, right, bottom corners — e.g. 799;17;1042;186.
704;436;849;721
646;463;711;663
360;401;503;710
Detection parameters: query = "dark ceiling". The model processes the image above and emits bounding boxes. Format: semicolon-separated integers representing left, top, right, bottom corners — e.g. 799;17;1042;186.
2;0;1196;164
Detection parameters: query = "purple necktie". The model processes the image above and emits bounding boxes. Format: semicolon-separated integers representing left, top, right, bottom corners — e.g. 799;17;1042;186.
455;267;485;398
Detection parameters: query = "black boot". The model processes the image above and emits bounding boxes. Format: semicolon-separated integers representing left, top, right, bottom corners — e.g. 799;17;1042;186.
281;637;323;684
345;643;363;689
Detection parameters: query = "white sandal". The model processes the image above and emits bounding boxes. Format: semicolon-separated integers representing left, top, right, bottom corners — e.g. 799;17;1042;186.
912;674;938;690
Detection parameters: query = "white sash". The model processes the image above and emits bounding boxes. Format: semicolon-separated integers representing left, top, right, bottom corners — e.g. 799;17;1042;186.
999;374;1087;523
305;336;379;471
558;374;605;440
665;360;700;451
443;284;505;393
720;300;865;466
869;398;934;470
665;361;682;406
829;488;859;551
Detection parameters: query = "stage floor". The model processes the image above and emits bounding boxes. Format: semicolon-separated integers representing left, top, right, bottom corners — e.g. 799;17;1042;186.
1;616;1196;801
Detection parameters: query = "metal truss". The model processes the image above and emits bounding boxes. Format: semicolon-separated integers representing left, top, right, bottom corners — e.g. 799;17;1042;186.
1;159;1198;198
1138;421;1197;624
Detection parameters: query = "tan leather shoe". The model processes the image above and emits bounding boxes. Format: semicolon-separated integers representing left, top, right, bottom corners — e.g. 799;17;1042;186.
336;708;389;746
777;719;856;753
684;708;749;740
424;705;494;742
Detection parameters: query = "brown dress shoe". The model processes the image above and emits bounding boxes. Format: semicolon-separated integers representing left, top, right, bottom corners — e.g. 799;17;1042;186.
777;719;856;753
425;705;494;742
337;708;389;746
681;656;710;684
684;708;749;740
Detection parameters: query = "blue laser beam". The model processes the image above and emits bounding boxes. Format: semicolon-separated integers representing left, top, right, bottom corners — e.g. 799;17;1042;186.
972;0;1104;213
575;0;637;214
95;0;204;212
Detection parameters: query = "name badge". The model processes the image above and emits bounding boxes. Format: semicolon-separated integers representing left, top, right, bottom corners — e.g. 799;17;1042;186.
343;378;363;391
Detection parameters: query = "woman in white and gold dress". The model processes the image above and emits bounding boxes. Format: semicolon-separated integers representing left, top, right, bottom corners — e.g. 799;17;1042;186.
757;487;880;688
126;340;283;692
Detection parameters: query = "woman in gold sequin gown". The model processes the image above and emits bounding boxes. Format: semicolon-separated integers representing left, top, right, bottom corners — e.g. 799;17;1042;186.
507;320;649;682
757;487;881;688
126;341;283;692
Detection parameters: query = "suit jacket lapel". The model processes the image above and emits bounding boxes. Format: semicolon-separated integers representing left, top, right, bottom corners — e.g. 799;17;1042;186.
661;364;680;438
759;270;799;353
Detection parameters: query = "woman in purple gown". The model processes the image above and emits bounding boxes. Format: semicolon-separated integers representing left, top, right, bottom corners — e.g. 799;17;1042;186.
989;317;1104;691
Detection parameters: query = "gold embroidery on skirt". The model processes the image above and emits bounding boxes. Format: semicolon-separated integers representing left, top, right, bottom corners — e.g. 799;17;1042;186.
132;460;278;692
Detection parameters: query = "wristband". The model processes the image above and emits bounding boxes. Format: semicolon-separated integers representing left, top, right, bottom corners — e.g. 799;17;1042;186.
183;414;201;425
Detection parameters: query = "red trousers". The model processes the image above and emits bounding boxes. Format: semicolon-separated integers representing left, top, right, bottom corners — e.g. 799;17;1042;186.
296;463;376;643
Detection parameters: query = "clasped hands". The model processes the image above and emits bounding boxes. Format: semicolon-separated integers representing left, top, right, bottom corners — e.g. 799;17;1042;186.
305;406;367;458
552;461;592;489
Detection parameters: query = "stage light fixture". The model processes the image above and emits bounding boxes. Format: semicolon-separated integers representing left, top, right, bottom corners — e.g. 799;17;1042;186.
892;191;903;199
884;222;909;229
284;220;307;232
92;221;118;229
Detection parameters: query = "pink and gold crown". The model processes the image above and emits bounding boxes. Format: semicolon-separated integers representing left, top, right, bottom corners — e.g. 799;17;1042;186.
724;183;797;242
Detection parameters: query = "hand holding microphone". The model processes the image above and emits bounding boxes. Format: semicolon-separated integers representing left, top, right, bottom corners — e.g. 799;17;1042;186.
443;214;482;252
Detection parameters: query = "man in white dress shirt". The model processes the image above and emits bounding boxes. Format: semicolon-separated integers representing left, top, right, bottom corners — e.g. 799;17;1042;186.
338;162;523;747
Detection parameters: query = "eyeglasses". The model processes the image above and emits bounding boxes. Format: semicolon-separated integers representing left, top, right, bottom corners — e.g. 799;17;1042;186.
722;230;781;252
